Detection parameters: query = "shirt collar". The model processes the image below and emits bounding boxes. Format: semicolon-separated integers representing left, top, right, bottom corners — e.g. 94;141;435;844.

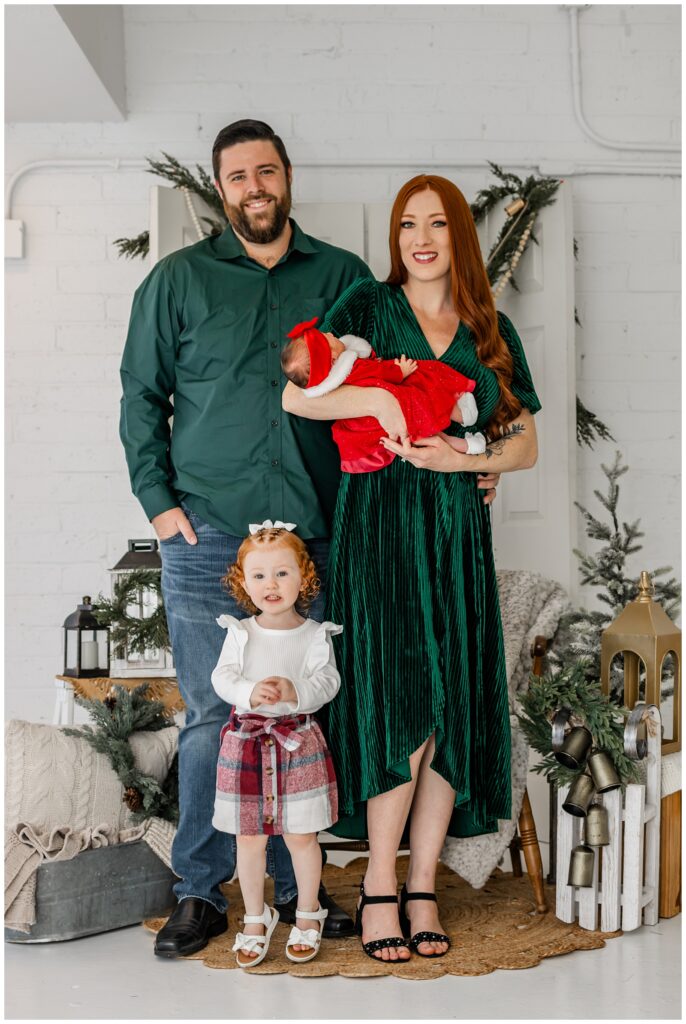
211;218;317;261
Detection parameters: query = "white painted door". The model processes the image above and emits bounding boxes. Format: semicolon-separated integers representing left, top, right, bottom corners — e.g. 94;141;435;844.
484;188;577;596
152;186;576;592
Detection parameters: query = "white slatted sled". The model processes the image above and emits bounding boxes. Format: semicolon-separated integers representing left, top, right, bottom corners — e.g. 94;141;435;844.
555;704;662;932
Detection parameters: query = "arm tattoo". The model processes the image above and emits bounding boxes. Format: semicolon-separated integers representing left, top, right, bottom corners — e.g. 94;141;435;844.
485;423;525;458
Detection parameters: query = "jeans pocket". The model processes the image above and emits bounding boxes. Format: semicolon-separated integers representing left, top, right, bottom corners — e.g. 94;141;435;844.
159;530;184;545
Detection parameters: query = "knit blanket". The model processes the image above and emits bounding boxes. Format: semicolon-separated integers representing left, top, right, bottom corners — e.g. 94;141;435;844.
440;569;571;888
5;822;145;932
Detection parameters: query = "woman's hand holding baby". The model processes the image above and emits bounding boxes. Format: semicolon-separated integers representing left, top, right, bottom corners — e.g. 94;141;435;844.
249;676;298;708
372;390;412;451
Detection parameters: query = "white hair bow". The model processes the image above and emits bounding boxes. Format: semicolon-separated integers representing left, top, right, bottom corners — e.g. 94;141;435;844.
248;520;297;535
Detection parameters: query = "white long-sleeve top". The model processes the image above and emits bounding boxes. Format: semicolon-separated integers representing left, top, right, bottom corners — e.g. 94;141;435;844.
211;615;343;717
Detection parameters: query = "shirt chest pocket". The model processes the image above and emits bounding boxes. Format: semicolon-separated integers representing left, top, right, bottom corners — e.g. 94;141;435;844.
282;296;330;332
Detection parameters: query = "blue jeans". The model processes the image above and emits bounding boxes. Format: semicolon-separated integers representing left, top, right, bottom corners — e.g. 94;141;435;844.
159;502;329;912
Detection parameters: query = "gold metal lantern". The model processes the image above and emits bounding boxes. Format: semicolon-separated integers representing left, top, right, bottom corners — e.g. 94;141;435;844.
601;571;681;754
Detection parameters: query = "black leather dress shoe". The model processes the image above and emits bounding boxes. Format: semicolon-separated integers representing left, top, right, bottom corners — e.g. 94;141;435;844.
154;897;228;958
274;884;354;938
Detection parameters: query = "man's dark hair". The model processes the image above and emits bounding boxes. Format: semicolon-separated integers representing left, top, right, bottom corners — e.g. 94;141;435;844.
212;119;291;182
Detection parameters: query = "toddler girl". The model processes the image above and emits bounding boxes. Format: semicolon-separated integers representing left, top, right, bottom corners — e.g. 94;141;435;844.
281;317;487;473
211;520;341;969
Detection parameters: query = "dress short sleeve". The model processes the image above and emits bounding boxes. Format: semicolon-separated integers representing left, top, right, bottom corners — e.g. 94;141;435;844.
497;312;542;415
321;278;377;342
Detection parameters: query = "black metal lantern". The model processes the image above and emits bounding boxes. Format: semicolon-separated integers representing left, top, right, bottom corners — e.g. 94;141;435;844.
63;596;110;678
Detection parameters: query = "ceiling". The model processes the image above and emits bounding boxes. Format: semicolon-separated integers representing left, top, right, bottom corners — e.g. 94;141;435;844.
5;4;126;122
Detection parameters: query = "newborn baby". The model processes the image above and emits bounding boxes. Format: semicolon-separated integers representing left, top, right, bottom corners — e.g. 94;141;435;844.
282;317;487;475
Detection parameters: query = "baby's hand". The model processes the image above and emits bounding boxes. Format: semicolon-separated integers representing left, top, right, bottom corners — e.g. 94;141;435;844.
394;355;418;379
250;679;281;708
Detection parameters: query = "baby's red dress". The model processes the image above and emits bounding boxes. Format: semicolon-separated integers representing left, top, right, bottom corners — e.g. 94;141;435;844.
331;354;475;474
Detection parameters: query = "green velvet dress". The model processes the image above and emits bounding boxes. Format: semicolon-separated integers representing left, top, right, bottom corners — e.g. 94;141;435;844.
319;278;542;839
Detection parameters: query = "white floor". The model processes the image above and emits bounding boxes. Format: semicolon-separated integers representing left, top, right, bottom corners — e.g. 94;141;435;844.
5;907;681;1020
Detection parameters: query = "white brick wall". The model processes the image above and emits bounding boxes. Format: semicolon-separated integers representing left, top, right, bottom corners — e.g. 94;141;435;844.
6;4;681;722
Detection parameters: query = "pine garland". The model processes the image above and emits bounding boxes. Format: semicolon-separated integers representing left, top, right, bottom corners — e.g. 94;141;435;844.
64;684;179;823
517;661;640;788
94;570;169;658
470;162;562;289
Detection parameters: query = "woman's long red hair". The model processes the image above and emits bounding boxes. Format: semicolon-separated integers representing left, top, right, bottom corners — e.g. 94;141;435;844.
387;174;521;437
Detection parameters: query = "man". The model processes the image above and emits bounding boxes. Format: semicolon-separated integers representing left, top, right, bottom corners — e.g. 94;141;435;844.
120;119;500;958
120;119;374;958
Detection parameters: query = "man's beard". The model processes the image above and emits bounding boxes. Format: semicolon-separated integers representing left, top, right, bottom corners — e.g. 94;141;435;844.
224;185;292;244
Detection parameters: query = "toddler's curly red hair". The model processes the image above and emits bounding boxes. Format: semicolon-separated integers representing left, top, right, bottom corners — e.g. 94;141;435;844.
222;527;320;615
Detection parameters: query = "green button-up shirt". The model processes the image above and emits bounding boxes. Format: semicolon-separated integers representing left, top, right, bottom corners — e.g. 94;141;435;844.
119;220;371;539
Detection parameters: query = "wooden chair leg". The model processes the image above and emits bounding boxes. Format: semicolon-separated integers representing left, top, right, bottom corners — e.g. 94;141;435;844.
509;834;523;877
518;789;548;914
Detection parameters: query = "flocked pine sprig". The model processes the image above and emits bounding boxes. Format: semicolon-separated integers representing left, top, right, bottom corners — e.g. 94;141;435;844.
64;684;179;823
517;661;639;788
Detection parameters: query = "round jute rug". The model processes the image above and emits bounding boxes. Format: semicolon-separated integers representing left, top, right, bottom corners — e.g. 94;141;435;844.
144;858;621;980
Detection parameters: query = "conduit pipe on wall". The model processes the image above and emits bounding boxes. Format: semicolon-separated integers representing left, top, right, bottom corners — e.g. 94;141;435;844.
568;5;680;154
4;154;681;225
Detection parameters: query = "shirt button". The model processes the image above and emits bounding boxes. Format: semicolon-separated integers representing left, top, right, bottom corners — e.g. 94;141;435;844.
266;794;274;801
265;815;274;825
271;380;279;387
271;459;279;467
271;419;279;428
270;303;278;310
270;342;278;349
265;767;274;776
264;738;274;747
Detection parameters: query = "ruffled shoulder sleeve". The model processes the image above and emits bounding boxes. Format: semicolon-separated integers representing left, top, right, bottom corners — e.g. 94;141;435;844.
215;615;250;665
497;311;542;415
304;620;343;675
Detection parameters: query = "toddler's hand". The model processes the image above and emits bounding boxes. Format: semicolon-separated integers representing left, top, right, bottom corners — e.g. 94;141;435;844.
394;355;418;379
271;676;298;703
250;679;281;708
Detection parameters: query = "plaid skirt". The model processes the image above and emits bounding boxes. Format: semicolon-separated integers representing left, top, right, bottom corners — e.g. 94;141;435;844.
212;711;338;836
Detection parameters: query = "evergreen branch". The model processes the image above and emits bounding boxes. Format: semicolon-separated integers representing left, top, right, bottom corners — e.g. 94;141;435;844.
113;231;150;260
94;571;170;658
517;661;640;788
576;396;614;449
146;153;226;222
64;684;179;823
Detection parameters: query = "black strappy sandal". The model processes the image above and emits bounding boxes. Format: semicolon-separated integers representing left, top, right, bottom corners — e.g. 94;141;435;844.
399;884;451;958
354;881;412;961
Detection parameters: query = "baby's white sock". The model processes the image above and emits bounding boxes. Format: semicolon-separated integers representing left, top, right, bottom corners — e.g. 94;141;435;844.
458;392;478;426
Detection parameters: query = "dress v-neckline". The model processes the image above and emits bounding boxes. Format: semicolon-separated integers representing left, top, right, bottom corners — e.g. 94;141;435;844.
397;285;463;362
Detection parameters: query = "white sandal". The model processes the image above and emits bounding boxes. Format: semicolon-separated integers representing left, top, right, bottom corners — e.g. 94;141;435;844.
285;904;328;963
232;904;280;969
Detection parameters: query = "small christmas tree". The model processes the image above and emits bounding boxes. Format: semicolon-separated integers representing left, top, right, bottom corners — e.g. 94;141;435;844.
554;451;681;702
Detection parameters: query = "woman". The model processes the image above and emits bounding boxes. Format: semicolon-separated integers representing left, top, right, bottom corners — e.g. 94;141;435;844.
282;175;541;962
